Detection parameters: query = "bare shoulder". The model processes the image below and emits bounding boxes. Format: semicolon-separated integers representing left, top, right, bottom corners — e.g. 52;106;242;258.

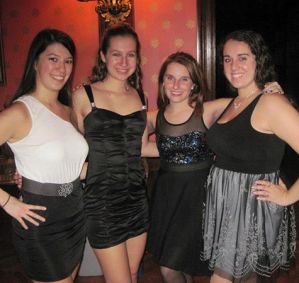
259;92;290;105
2;101;30;121
0;102;31;143
203;97;232;111
72;84;88;103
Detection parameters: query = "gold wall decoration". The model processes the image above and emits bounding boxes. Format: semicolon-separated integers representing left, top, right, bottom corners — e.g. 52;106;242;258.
96;0;132;25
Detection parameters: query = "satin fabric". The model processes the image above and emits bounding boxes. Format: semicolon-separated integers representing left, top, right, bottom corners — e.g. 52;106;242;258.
84;107;149;248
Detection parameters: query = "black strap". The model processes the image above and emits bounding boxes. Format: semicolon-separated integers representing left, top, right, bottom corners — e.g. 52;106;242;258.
83;85;95;108
137;90;147;110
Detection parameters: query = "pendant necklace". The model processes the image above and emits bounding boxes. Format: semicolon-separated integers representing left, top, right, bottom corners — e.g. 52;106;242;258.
233;90;261;109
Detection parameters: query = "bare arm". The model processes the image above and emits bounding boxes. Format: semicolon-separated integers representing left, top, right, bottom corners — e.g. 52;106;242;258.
71;87;90;134
203;98;232;128
253;93;299;205
0;103;47;229
141;110;159;157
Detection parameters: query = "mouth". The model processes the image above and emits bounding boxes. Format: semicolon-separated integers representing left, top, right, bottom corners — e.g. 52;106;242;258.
51;75;66;81
231;73;244;79
116;68;130;74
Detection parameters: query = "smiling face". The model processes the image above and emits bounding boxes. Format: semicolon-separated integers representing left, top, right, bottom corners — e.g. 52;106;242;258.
35;42;73;93
100;35;137;82
163;62;194;105
223;39;258;92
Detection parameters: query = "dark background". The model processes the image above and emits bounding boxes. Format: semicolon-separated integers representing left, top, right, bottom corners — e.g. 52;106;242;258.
215;0;299;185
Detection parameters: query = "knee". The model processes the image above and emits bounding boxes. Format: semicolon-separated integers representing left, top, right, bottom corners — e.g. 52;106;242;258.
129;265;139;280
160;266;177;282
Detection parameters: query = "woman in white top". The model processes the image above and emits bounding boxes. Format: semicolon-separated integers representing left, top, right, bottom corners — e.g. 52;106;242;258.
0;29;88;283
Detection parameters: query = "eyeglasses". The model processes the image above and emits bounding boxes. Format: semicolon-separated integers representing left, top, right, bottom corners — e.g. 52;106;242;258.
163;74;193;87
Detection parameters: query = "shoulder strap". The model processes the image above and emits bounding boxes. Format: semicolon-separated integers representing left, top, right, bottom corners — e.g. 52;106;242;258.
137;90;147;110
83;85;95;108
216;98;234;122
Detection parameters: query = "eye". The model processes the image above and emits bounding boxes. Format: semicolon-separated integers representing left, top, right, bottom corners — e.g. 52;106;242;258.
239;56;247;62
49;57;58;63
223;57;231;63
128;52;136;58
164;75;174;81
112;52;121;57
65;58;73;65
181;77;191;82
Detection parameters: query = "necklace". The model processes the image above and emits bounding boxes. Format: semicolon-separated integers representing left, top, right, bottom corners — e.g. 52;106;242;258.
233;90;261;109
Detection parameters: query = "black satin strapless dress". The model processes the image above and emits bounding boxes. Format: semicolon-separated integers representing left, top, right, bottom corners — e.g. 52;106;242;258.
83;85;149;249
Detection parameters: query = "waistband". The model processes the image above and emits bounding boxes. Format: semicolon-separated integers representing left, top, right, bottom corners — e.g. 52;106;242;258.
160;160;212;172
214;159;280;174
22;177;81;197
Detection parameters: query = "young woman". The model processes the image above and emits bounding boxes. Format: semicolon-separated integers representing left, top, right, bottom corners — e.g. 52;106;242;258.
145;52;231;283
202;30;299;283
1;29;88;283
72;23;148;283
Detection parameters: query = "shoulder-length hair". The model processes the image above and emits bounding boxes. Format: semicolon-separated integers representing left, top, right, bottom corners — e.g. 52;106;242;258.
157;52;209;116
218;29;276;90
90;23;143;95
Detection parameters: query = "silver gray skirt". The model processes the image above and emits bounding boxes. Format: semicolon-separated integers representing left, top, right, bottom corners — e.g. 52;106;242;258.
202;165;296;279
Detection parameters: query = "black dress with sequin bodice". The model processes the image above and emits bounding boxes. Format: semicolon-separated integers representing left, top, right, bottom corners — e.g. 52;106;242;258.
82;85;149;248
147;110;213;275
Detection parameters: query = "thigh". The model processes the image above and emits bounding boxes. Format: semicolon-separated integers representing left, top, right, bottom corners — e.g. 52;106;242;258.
93;243;132;283
126;232;147;273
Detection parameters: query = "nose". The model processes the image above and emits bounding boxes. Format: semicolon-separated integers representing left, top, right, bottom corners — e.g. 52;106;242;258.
57;61;66;74
231;59;239;70
120;56;128;67
173;78;180;89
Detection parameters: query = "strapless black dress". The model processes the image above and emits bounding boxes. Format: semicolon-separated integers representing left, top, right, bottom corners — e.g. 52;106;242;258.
83;85;149;248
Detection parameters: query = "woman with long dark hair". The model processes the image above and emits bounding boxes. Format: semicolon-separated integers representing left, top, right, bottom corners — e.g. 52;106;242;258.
1;28;88;283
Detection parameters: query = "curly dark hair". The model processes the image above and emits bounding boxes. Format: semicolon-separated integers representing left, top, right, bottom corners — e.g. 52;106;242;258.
157;52;209;116
8;28;76;106
90;23;143;95
218;30;277;90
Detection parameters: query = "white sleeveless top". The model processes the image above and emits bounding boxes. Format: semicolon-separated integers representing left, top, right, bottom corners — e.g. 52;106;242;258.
7;95;89;184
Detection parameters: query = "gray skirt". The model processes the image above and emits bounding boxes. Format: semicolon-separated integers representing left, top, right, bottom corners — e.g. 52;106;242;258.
202;166;296;279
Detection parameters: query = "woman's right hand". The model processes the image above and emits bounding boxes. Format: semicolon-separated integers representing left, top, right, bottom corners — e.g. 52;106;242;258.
3;196;47;230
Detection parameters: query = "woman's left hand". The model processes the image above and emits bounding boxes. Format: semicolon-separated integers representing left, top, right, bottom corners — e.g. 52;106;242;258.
252;179;289;205
263;81;284;94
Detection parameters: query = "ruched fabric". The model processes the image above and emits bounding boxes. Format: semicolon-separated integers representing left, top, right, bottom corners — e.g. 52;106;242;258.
83;85;149;248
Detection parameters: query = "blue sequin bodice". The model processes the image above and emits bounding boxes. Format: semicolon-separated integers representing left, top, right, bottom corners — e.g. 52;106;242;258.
157;131;213;165
156;110;214;168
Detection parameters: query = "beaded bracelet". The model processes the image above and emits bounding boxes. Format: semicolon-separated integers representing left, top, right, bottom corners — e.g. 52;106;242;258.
1;194;11;208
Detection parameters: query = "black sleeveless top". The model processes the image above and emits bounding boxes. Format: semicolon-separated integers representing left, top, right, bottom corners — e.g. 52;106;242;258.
83;84;147;187
156;110;214;171
206;94;285;174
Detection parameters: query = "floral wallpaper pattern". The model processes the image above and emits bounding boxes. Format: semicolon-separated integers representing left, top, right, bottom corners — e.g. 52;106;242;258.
0;0;197;110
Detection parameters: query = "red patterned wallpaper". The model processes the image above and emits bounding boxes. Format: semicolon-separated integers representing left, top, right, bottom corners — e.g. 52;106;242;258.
0;0;197;110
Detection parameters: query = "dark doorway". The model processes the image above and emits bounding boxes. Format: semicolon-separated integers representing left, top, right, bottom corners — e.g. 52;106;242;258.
215;0;299;186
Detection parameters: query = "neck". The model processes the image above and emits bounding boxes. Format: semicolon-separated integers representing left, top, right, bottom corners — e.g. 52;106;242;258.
104;76;130;93
32;89;60;106
237;85;261;98
167;101;192;113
